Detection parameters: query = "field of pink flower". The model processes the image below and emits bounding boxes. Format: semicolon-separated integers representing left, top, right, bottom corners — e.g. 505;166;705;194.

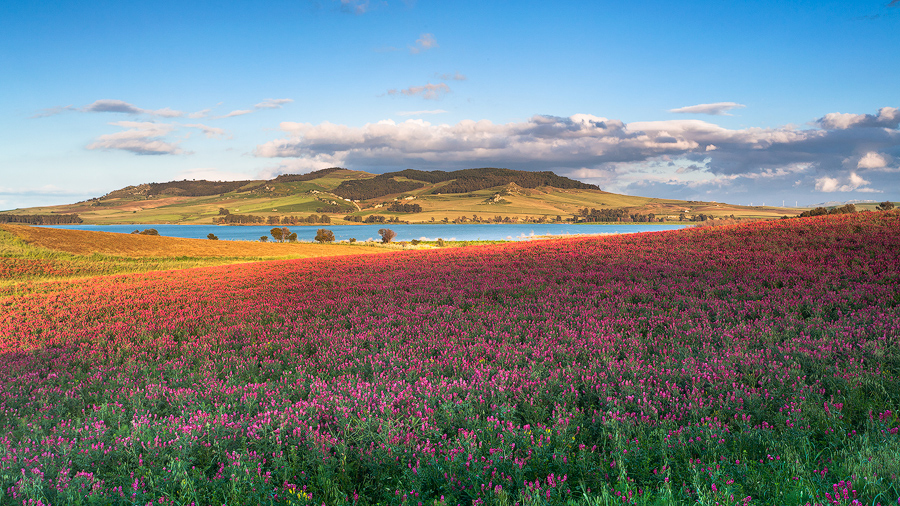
1;211;899;505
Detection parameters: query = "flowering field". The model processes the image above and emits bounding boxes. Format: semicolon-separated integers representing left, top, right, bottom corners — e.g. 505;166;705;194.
1;212;899;505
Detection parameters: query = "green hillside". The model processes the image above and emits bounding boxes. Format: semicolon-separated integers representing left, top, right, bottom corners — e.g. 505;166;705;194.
0;167;799;225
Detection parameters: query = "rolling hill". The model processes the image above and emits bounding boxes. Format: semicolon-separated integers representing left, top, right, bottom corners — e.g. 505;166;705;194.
0;167;798;225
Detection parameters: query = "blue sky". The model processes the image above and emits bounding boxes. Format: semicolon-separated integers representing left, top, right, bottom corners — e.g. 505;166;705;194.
2;0;898;210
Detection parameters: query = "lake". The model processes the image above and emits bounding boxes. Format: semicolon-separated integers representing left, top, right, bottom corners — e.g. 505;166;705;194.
40;223;689;242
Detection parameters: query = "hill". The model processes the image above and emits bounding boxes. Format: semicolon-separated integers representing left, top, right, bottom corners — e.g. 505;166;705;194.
0;167;798;225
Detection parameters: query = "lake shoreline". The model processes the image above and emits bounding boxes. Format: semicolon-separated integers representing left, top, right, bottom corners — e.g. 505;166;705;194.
37;223;690;243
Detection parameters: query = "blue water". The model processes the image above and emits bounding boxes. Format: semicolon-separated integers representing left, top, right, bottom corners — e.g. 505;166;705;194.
38;223;688;242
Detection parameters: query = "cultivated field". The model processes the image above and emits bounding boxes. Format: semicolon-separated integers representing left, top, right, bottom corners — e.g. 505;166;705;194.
0;224;387;296
1;212;898;505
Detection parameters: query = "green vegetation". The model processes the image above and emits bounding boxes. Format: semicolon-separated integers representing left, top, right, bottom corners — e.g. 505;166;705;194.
0;213;83;225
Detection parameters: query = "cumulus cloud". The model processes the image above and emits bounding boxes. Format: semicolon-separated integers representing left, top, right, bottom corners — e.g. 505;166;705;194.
86;121;184;155
814;172;879;193
669;102;746;116
253;107;900;198
816;107;900;130
856;152;889;169
386;83;450;100
410;33;437;54
255;98;294;109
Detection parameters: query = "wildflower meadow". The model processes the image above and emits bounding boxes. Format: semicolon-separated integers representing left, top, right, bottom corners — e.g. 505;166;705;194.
1;211;898;505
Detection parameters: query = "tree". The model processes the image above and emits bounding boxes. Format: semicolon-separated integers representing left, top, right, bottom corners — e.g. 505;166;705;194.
271;227;290;242
259;236;268;242
379;228;397;243
288;232;298;242
218;208;229;215
877;201;895;211
315;229;335;243
207;233;218;240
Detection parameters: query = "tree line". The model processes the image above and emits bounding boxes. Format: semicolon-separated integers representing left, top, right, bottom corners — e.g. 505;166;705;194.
0;214;83;225
577;208;664;223
106;180;253;199
387;202;422;213
343;214;405;224
386;168;600;193
268;215;332;225
332;176;426;201
794;202;895;219
271;168;343;183
797;204;857;218
216;213;265;224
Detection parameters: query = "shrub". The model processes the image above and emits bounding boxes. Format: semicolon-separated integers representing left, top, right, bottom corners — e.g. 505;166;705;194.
207;233;219;240
271;227;290;243
315;229;335;243
378;228;396;243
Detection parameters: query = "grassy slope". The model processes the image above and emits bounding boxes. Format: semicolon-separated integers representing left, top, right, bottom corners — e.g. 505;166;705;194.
0;224;388;295
1;168;797;224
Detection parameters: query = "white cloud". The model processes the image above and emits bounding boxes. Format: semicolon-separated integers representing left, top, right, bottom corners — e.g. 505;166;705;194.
184;123;226;138
253;107;900;201
386;83;450;100
86;121;184;155
152;107;184;118
255;98;294;110
816;106;900;130
220;109;254;118
814;172;878;192
669;102;746;116
188;108;213;119
857;152;889;169
410;33;438;54
396;109;448;116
